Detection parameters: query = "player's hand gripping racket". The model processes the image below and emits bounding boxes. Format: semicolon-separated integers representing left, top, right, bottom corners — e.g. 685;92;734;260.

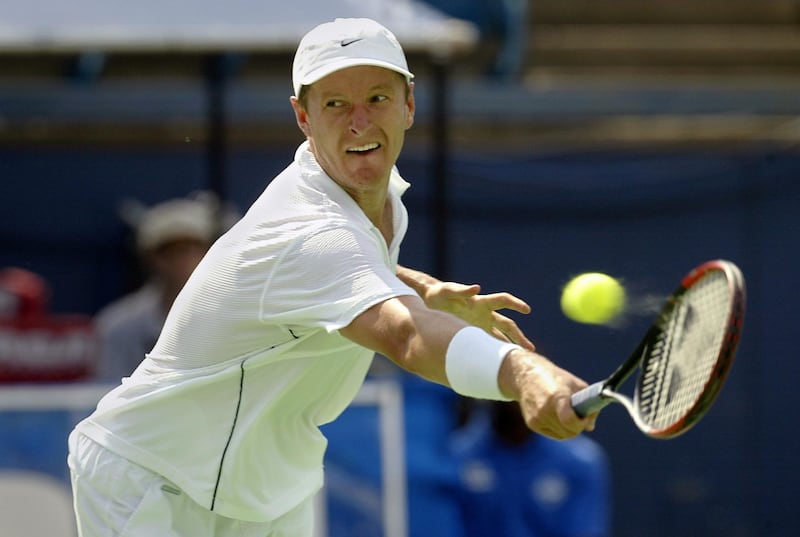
571;259;745;438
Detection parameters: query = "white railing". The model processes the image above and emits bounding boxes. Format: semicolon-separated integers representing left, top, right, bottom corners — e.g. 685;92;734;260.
0;379;407;537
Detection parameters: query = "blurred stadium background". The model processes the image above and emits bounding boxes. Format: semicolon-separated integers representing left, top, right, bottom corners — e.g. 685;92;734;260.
1;0;799;536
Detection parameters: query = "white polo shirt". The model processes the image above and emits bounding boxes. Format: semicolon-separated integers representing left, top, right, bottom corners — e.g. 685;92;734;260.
75;142;417;522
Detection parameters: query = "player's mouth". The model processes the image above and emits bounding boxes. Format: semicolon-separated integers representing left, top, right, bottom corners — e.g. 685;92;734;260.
346;142;380;154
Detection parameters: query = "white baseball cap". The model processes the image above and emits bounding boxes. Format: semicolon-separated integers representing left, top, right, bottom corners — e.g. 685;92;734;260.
292;18;414;97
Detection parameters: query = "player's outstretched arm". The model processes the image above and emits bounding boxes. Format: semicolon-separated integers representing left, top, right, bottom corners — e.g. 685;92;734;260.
396;265;534;350
340;294;594;440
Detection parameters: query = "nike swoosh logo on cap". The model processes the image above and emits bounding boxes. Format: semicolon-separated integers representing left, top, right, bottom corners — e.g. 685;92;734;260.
340;38;364;47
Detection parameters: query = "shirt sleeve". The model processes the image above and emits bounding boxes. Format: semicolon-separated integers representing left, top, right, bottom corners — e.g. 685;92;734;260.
258;222;416;333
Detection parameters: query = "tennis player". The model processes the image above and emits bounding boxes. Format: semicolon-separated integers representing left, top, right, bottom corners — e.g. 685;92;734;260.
68;18;595;536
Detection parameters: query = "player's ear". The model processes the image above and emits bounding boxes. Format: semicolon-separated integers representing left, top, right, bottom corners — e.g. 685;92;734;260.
290;96;311;137
405;82;415;130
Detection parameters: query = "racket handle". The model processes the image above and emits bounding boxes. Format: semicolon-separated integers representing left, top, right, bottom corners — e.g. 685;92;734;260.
571;381;612;418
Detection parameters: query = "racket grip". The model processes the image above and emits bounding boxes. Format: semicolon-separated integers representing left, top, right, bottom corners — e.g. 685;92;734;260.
571;382;611;418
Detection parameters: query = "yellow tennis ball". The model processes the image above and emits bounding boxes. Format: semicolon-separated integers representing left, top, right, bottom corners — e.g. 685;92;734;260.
561;272;626;325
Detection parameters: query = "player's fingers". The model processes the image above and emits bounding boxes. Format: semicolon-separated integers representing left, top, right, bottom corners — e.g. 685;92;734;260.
583;412;598;432
524;402;585;440
536;421;581;441
556;396;588;437
585;417;597;432
564;379;596;431
493;315;535;351
441;282;480;297
480;292;531;314
535;425;562;440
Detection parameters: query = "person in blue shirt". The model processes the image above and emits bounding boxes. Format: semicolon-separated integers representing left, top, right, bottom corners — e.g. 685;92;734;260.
451;400;611;537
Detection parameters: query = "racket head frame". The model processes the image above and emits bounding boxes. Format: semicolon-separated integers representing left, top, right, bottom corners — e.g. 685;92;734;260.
571;259;746;439
632;259;746;438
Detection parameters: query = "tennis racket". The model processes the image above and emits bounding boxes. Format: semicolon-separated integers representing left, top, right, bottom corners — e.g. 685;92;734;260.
571;259;745;439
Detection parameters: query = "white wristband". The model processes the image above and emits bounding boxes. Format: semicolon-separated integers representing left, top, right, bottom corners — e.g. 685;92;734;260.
445;326;521;401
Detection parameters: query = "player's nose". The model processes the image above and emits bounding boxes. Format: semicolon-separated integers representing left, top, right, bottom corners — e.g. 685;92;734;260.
349;104;371;134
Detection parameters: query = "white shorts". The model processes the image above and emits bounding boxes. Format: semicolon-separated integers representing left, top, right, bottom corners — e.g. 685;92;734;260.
68;431;314;537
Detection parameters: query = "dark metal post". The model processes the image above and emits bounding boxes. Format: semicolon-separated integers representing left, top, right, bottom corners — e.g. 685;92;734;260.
430;59;450;279
205;53;229;238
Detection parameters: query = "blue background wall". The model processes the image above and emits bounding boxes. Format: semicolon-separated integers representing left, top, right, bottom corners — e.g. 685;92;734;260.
2;141;799;536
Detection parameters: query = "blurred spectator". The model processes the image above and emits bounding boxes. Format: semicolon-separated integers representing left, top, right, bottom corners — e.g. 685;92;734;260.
421;0;529;80
0;267;96;382
0;267;49;321
0;267;96;483
93;192;232;382
451;400;611;537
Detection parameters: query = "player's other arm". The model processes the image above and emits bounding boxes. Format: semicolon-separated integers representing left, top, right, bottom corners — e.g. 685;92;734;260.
396;265;534;350
339;294;593;439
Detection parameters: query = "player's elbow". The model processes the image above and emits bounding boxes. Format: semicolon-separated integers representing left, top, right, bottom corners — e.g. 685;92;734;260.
379;319;419;371
385;319;451;385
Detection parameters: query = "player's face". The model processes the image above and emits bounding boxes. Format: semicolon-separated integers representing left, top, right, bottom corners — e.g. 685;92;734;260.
292;66;415;199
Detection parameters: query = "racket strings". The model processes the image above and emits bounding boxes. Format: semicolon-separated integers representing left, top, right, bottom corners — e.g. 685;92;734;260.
636;271;731;430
